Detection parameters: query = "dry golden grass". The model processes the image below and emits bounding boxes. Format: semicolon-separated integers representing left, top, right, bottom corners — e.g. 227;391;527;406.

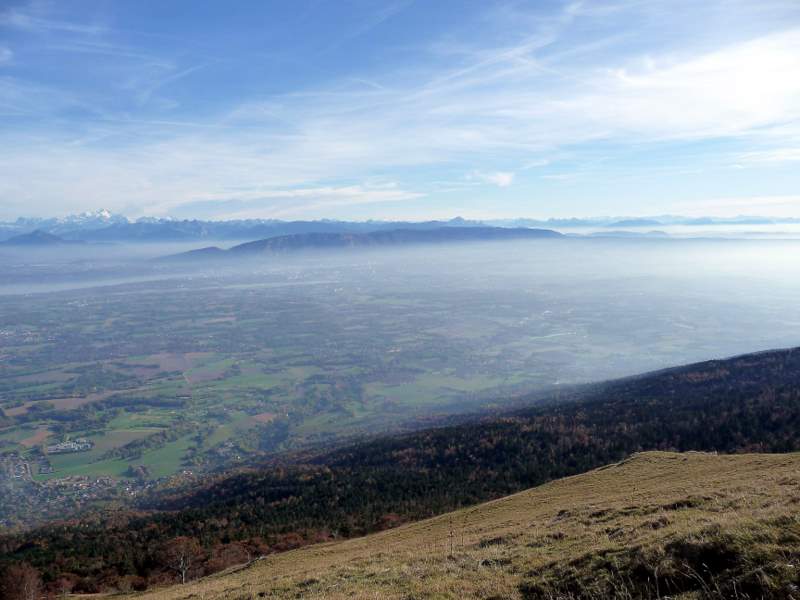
121;451;800;599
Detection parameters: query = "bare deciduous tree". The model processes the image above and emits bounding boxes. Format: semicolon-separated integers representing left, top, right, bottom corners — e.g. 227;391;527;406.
158;536;204;584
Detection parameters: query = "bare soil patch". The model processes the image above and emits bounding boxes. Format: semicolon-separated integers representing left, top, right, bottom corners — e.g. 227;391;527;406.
20;427;50;447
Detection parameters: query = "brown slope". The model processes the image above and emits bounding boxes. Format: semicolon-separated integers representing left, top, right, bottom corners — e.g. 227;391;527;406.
124;450;800;600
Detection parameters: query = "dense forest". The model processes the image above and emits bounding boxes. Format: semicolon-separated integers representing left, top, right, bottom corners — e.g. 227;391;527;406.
2;347;800;594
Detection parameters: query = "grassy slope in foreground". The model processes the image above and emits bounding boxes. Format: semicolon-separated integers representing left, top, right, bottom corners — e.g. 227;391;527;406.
126;451;800;600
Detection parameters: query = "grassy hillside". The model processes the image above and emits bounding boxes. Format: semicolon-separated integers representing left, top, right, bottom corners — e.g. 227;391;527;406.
124;451;800;599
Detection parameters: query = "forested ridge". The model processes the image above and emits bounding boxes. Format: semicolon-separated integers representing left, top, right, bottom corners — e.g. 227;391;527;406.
2;347;800;594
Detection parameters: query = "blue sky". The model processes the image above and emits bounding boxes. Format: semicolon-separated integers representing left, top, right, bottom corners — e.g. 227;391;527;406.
1;0;800;221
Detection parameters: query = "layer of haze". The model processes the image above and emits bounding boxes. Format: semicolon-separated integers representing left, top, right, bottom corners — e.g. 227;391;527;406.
3;238;799;392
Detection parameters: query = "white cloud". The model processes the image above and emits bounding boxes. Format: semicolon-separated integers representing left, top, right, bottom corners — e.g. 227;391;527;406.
572;30;800;140
0;47;12;65
471;171;514;187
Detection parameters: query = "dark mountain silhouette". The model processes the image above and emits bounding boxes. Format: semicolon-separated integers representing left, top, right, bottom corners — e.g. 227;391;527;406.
160;226;563;261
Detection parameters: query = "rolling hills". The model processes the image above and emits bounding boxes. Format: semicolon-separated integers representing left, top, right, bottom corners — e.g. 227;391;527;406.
125;451;800;599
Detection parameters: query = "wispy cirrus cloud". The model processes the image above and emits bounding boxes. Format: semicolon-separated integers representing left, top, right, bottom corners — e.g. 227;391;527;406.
2;1;800;219
0;3;107;35
737;148;800;164
169;184;425;220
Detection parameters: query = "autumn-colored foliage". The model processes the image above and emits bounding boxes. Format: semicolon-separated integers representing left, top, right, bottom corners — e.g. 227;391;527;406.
0;562;42;600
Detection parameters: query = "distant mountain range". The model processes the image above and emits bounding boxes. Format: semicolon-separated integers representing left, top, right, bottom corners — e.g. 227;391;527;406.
160;226;564;261
0;212;496;243
1;210;798;243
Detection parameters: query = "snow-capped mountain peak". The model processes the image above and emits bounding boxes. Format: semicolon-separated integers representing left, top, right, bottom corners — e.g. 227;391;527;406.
60;209;128;224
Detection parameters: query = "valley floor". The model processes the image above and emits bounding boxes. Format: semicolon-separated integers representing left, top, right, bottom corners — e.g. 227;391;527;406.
121;451;800;599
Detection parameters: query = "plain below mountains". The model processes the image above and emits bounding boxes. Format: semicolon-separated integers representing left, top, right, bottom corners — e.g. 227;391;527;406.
160;226;564;262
